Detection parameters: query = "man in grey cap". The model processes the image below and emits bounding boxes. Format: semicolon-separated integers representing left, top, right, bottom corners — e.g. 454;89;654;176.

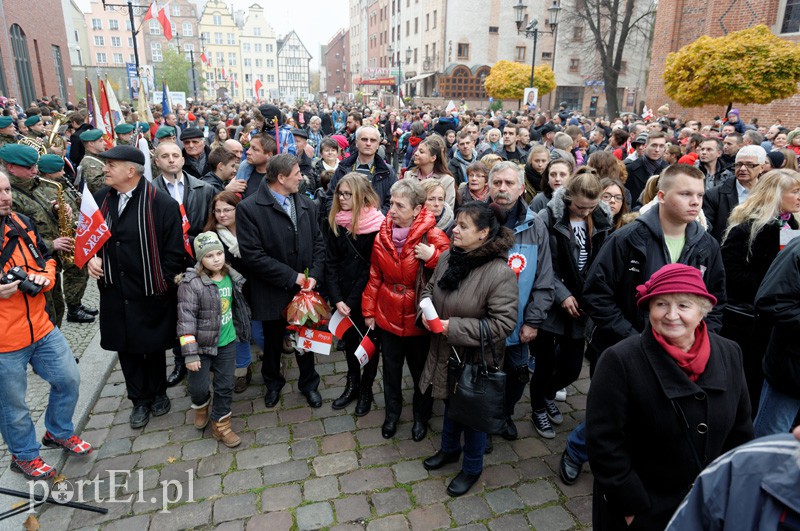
87;145;184;429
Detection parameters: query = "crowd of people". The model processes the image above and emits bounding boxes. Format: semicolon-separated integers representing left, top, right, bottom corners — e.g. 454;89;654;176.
1;91;800;525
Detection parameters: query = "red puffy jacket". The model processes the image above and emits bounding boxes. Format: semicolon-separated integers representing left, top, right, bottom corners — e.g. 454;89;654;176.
362;208;450;337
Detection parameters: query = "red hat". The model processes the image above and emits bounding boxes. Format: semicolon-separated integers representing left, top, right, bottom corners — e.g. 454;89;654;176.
635;264;717;308
331;134;349;152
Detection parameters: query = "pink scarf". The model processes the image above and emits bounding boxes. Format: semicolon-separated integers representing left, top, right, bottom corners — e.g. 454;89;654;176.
392;226;412;254
335;207;385;234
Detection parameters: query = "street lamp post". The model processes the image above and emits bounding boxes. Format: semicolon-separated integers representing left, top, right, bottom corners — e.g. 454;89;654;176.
102;0;146;72
513;0;561;101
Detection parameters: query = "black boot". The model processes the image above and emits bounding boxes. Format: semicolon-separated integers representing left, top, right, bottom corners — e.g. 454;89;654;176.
79;303;99;316
354;387;373;417
166;364;187;387
66;305;95;323
331;374;360;410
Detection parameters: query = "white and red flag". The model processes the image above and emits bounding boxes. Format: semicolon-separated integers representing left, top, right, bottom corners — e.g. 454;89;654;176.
142;1;158;22
157;4;173;41
254;79;263;101
354;335;376;368
74;186;111;268
295;326;333;355
328;310;354;339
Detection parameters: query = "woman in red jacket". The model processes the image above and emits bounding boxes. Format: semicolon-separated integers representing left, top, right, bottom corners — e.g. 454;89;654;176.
362;179;450;441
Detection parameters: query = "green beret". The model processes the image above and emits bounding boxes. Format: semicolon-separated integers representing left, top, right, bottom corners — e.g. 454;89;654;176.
0;144;39;167
0;116;13;129
38;154;65;174
136;122;151;133
155;126;176;139
79;128;104;142
24;115;41;127
115;123;135;134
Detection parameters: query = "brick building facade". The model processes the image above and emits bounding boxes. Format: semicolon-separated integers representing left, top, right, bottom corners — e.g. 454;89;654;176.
0;0;75;105
647;0;800;125
325;29;350;95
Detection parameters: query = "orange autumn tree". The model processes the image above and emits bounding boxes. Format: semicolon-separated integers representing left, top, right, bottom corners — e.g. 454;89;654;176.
484;60;556;101
663;25;800;116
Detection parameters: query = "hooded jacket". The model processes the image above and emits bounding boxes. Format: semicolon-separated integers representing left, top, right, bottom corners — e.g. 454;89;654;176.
583;204;727;355
538;188;613;338
361;208;450;337
448;149;477;185
176;267;251;363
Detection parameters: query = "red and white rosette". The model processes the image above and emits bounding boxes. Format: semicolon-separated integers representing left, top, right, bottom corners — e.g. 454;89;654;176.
419;297;444;333
508;253;527;279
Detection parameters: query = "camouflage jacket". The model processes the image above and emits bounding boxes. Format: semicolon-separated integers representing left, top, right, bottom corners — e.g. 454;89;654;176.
9;174;60;254
0;133;19;149
79;154;105;194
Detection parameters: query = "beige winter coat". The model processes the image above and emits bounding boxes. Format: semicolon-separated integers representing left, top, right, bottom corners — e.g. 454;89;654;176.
418;228;519;400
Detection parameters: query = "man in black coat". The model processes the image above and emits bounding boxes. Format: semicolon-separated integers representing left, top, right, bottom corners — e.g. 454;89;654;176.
703;145;766;241
180;127;212;179
237;154;325;409
152;141;216;386
326;126;397;214
67;110;92;167
558;164;728;485
87;146;185;429
624;131;669;206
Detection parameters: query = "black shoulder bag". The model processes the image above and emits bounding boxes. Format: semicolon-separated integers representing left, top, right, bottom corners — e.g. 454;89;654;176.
448;319;507;434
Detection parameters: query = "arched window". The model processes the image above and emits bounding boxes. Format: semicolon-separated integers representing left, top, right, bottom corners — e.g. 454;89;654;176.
9;25;36;107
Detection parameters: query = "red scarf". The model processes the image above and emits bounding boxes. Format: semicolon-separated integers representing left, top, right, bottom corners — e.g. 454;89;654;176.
469;186;489;202
651;321;711;382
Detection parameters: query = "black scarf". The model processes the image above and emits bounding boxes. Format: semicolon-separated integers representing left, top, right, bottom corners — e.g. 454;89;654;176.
437;228;514;291
642;155;661;178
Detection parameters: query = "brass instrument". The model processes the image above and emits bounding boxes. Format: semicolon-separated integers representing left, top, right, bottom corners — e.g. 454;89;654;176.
35;176;75;265
17;136;46;156
48;111;67;151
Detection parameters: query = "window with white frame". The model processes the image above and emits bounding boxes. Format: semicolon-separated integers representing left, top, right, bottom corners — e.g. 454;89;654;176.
171;23;177;36
151;42;162;62
216;52;224;64
126;20;132;31
244;58;252;67
94;36;104;46
130;54;135;62
182;23;193;36
227;33;235;45
214;32;222;44
254;43;262;52
243;42;251;52
254;27;261;36
266;59;273;67
266;44;273;52
111;37;121;47
255;58;263;67
184;43;194;53
213;14;222;25
228;52;236;65
172;4;180;16
91;18;102;30
128;37;133;47
149;20;161;35
113;53;123;64
267;74;274;82
109;19;119;30
96;52;107;63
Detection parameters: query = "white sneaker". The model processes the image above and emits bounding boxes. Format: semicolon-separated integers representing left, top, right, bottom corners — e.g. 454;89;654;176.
555;388;567;402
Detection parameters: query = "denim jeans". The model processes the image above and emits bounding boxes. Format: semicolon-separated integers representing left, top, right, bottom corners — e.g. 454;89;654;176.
235;320;265;370
187;342;236;421
753;380;800;437
503;343;529;419
565;420;588;465
441;402;486;475
0;328;80;460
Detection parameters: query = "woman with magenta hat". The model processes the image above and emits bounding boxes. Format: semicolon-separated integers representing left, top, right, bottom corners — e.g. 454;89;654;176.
586;263;754;531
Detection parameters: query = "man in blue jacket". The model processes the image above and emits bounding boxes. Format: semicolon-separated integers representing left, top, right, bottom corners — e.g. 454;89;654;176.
488;161;554;441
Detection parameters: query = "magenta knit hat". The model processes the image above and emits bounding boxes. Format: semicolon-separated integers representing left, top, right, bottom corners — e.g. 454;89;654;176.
635;264;717;309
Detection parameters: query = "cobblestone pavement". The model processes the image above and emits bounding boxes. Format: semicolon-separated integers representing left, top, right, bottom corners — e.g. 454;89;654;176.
0;280;100;464
42;344;594;530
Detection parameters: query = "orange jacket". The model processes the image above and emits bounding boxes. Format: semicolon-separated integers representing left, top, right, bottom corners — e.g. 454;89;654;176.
362;208;450;336
0;212;56;352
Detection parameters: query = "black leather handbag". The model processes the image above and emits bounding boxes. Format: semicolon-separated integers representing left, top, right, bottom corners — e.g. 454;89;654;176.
448;319;507;434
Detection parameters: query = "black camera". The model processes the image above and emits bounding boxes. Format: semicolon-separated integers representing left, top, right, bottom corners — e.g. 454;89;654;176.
0;266;43;296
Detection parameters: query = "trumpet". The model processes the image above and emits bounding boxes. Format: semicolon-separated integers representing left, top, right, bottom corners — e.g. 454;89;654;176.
35;176;75;265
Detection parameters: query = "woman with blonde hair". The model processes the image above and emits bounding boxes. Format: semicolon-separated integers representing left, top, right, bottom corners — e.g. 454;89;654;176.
325;173;385;414
405;135;457;209
779;148;799;171
721;169;800;415
420;178;454;234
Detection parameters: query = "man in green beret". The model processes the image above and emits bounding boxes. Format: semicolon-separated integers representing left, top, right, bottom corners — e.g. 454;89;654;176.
25;115;48;142
0;144;72;326
0;116;19;149
38;154;96;323
155;126;177;145
115;123;135;146
77;129;107;193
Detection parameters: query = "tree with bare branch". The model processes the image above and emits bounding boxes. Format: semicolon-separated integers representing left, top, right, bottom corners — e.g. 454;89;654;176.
558;0;656;119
